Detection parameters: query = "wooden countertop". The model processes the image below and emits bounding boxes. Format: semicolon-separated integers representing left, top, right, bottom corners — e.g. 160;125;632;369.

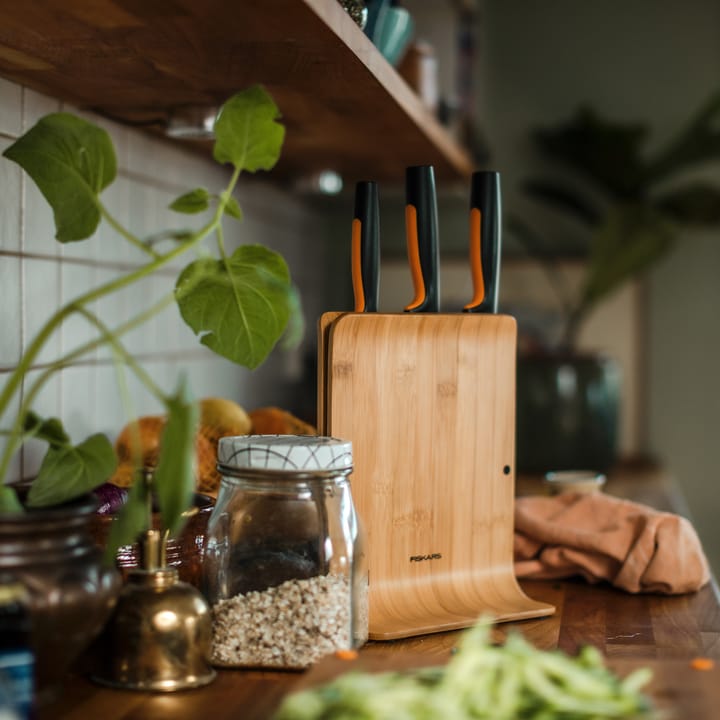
43;463;720;719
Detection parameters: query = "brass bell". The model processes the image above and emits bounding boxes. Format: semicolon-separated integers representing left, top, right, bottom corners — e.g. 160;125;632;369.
91;528;216;691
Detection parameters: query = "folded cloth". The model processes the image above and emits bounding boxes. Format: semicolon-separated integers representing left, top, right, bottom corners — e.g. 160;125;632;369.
514;492;710;594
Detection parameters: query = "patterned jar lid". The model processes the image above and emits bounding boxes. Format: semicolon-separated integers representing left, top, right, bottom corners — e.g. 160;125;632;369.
217;435;353;473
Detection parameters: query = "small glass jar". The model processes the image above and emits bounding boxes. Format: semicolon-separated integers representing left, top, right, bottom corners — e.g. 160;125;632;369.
203;435;368;669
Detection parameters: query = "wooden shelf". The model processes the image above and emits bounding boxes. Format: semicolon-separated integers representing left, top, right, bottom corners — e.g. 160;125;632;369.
0;0;474;184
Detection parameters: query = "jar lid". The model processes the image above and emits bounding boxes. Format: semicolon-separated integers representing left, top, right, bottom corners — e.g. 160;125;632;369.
217;435;353;473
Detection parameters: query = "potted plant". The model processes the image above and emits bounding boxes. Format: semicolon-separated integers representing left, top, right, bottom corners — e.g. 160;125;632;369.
0;84;297;698
508;91;720;472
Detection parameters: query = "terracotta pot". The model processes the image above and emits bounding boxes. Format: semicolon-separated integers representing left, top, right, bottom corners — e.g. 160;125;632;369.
89;494;214;588
0;495;121;704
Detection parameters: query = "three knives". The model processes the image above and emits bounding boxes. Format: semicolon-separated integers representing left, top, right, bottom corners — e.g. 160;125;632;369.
352;168;502;315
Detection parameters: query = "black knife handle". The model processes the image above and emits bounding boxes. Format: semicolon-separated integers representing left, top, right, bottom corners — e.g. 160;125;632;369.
464;170;501;314
404;165;440;313
352;181;380;313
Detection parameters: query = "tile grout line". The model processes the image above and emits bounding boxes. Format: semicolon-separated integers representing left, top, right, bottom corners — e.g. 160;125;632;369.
18;85;26;482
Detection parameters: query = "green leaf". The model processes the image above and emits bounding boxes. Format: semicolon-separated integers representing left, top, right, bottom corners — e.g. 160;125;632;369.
169;187;211;214
506;214;589;259
23;410;70;447
582;204;675;308
224;195;243;220
646;90;720;182
2;112;116;242
103;476;150;565
280;284;305;351
0;486;24;514
656;182;720;225
154;377;197;537
27;433;117;507
144;228;194;246
175;244;293;369
213;85;285;172
522;178;603;227
532;107;648;200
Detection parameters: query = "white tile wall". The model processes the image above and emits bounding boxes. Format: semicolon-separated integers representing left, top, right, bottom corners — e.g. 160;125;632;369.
0;78;21;136
0;256;22;368
0;138;21;252
22;257;62;365
0;81;332;483
20;369;62;479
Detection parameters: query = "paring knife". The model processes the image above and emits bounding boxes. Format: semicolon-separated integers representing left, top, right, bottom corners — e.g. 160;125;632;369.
352;181;380;313
464;170;502;314
404;165;440;313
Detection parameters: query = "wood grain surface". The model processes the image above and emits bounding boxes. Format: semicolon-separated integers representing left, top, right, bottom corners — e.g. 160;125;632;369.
41;467;720;719
0;0;473;183
324;312;554;638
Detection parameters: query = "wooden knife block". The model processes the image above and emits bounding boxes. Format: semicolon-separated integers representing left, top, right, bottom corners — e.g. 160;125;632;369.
318;312;554;640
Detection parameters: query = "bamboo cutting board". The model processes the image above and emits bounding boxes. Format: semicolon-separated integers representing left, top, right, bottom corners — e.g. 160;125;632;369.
321;312;554;639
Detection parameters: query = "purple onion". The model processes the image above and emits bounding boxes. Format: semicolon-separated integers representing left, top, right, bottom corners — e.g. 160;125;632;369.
93;483;129;515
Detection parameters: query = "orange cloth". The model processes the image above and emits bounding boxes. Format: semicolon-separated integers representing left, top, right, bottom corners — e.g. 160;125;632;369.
514;492;710;594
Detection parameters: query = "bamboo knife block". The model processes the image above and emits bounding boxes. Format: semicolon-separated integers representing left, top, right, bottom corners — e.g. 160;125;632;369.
318;311;555;640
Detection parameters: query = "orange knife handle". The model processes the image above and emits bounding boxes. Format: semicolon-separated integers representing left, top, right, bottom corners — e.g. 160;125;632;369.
404;204;426;310
404;165;440;313
463;171;501;314
351;218;365;312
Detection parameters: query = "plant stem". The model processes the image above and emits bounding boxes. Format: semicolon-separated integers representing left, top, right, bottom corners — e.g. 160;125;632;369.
215;169;241;261
0;158;243;486
0;294;176;483
73;304;168;404
101;206;161;259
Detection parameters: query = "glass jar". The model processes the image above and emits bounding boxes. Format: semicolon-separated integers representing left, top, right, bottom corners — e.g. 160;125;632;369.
203;435;368;669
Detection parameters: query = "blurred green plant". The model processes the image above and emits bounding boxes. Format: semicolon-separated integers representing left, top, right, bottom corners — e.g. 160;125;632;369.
508;91;720;349
0;85;299;559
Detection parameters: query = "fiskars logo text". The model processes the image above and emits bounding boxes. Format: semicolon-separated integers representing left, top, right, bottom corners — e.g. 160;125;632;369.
409;553;442;562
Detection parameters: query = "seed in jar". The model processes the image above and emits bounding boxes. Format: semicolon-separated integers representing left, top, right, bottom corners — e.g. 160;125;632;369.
211;574;351;669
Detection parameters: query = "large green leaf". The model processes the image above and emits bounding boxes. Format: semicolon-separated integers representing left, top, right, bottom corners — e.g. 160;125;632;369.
27;433;117;507
655;182;720;225
533;107;648;200
645;90;720;183
213;85;285;172
522;178;603;227
2;113;116;242
175;244;293;369
154;378;197;538
506;214;590;259
582;205;675;308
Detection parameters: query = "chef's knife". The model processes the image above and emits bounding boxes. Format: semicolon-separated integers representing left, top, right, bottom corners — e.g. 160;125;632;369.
352;180;380;313
463;170;501;314
404;165;440;313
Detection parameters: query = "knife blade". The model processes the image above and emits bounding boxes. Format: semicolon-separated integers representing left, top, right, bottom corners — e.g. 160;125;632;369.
404;165;440;313
352;180;380;313
463;170;501;314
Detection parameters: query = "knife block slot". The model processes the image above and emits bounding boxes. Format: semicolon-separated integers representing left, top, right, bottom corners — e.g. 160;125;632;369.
318;311;554;640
